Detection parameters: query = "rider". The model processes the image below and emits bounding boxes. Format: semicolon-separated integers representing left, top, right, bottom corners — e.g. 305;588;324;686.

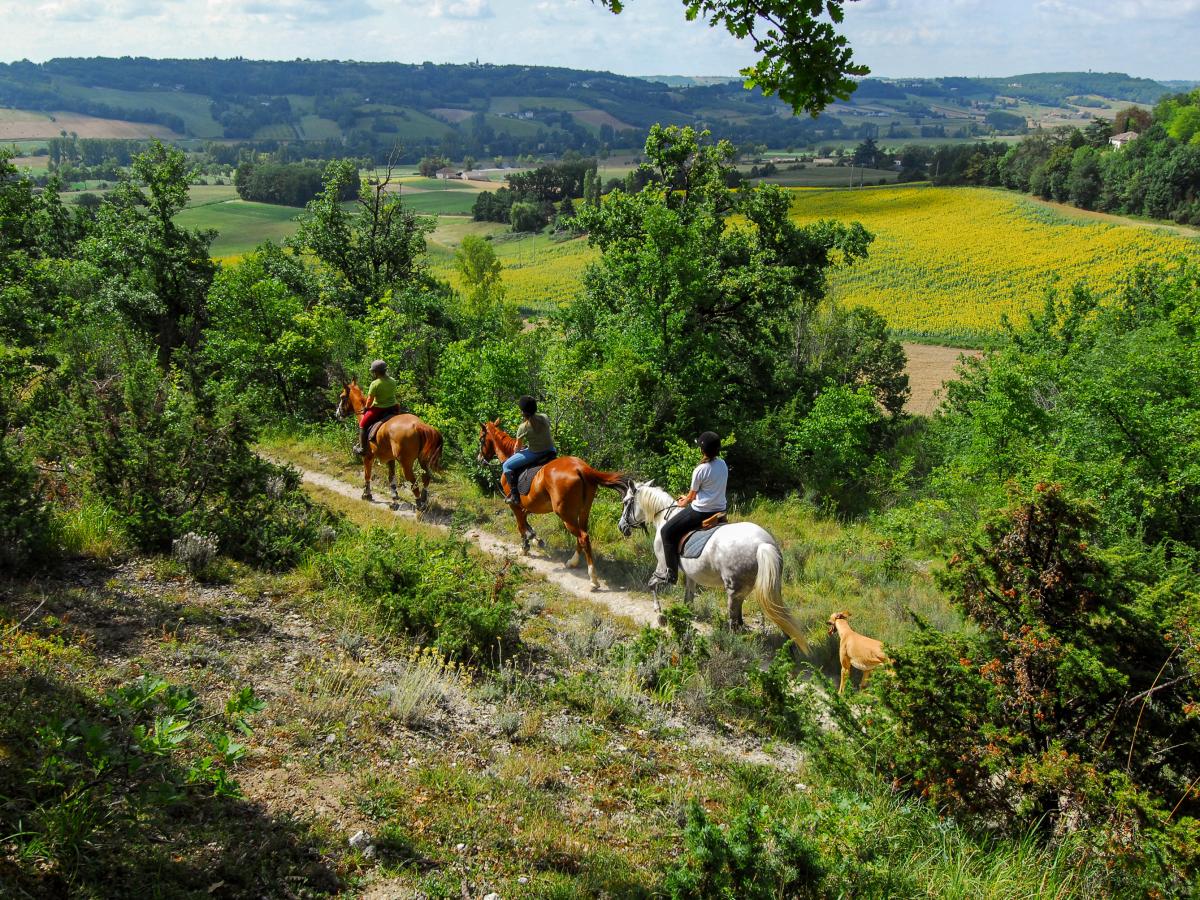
354;360;402;456
501;395;557;505
656;431;728;586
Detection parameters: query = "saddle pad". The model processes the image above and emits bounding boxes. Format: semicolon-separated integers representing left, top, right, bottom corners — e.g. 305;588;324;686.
517;463;546;497
681;523;726;559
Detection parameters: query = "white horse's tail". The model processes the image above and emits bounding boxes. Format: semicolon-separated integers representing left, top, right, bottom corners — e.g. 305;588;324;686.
753;543;809;653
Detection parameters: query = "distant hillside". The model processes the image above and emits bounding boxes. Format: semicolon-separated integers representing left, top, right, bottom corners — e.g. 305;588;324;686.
0;59;1177;161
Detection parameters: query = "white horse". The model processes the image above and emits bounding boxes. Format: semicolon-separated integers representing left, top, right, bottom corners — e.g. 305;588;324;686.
616;480;810;652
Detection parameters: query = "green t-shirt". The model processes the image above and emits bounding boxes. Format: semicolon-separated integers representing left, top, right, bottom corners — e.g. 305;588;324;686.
516;413;554;452
366;376;398;409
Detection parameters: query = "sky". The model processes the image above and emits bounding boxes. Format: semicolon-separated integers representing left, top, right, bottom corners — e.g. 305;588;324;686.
0;0;1198;81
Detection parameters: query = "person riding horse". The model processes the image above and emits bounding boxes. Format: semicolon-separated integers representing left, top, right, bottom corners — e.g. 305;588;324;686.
354;360;402;457
501;395;557;505
653;431;727;588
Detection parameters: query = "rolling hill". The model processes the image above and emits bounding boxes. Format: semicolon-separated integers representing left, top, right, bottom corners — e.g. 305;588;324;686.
0;58;1178;160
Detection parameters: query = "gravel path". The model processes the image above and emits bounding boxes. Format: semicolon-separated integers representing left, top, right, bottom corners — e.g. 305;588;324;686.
279;462;662;629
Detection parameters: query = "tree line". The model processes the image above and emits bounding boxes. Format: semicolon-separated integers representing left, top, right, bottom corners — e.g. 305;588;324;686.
917;91;1200;224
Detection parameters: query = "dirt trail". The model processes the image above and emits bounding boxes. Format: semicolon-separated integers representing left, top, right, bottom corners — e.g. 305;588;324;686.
282;463;661;628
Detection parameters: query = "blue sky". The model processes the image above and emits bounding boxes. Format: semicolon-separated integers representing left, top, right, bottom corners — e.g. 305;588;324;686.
1;0;1197;80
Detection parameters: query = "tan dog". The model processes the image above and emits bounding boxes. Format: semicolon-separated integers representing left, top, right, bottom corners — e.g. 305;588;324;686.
828;612;889;694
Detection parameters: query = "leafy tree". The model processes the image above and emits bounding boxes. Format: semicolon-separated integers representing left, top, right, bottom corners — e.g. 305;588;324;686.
597;1;868;114
78;141;215;367
290;160;434;312
509;200;548;232
563;125;871;476
880;484;1199;888
453;234;518;340
203;244;355;421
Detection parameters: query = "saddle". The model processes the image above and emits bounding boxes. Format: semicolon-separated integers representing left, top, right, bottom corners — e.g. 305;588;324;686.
678;512;728;559
515;453;557;497
366;410;400;444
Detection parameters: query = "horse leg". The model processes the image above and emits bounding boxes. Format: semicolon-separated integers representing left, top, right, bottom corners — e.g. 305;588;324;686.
387;460;400;503
555;487;599;591
361;455;374;500
400;454;422;509
683;575;695;607
725;579;746;631
513;505;533;553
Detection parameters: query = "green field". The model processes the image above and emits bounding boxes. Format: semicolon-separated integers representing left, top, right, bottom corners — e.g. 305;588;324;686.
51;81;222;137
176;199;301;259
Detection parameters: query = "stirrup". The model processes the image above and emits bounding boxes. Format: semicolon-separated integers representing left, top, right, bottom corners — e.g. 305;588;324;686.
647;571;674;590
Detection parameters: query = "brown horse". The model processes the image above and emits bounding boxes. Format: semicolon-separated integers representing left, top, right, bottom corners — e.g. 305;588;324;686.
477;419;626;591
335;379;444;508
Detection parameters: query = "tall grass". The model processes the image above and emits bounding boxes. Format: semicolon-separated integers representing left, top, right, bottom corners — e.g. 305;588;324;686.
56;499;125;561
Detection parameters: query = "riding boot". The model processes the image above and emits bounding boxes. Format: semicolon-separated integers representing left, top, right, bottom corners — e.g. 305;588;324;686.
355;423;369;457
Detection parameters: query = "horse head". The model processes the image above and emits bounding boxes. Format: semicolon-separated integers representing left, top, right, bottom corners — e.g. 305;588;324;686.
335;378;363;420
476;419;500;463
617;479;654;537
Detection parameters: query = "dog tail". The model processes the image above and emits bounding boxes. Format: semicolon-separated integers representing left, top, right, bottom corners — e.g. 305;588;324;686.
753;543;809;653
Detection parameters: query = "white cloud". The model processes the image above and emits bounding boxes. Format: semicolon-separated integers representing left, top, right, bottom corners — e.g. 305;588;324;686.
429;0;493;20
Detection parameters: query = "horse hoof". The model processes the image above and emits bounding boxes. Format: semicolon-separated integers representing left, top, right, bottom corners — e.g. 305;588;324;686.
361;491;373;501
537;538;546;549
657;614;668;627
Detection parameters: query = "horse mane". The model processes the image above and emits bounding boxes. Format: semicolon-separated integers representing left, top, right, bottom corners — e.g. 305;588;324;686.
417;423;444;472
485;421;518;457
638;483;675;523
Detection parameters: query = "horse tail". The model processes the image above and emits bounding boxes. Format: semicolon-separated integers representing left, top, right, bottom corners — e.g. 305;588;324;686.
753;543;809;653
419;424;444;472
580;464;628;493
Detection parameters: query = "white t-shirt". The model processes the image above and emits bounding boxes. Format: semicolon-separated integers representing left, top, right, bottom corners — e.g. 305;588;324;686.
690;457;728;513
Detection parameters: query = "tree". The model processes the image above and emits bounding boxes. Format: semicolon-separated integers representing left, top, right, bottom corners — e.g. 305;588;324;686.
453;234;517;340
1112;105;1152;135
563;125;871;473
79;141;216;367
596;0;866;115
290;159;435;313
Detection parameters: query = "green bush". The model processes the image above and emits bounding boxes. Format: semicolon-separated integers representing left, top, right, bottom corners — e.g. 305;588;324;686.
663;800;824;900
313;528;518;659
0;433;54;573
68;336;333;569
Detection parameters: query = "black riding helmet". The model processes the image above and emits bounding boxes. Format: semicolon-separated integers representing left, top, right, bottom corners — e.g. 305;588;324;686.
518;395;538;417
697;431;721;458
369;359;387;376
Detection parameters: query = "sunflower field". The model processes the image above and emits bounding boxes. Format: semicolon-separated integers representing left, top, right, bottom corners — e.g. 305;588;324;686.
789;185;1200;344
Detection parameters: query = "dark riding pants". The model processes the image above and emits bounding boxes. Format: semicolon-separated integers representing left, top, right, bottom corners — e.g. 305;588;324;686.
660;506;714;581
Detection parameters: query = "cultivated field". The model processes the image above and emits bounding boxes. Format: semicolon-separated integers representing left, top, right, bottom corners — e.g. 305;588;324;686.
789;185;1200;343
0;108;180;140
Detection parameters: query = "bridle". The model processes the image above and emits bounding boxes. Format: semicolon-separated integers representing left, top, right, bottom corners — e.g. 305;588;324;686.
620;485;678;535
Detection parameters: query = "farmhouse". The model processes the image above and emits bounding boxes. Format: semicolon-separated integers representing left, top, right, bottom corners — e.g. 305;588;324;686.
435;167;462;180
1110;130;1139;149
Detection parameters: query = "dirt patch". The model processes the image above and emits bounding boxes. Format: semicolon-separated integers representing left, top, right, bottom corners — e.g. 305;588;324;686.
903;342;981;416
0;110;179;140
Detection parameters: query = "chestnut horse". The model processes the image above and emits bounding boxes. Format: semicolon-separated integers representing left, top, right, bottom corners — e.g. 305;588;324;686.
477;419;626;590
335;379;443;508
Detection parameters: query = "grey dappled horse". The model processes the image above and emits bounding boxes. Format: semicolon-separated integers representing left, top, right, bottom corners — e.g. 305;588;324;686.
616;480;810;652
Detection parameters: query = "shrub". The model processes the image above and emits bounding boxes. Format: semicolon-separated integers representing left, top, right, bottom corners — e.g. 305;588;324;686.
314;528;518;659
663;800;824;900
878;484;1200;888
68;338;334;569
0;433;54;574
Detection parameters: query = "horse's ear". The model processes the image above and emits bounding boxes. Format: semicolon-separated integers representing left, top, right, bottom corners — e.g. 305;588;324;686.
350;376;357;385
492;417;501;426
